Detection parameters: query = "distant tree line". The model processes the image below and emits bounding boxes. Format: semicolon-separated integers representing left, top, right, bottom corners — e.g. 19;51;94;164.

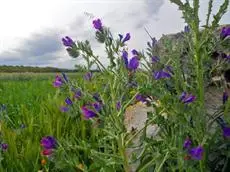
0;65;101;73
0;65;79;73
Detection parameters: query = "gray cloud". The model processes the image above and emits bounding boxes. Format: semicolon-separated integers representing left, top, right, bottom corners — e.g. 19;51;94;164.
0;0;229;69
0;20;103;69
145;0;165;16
0;29;65;66
16;31;62;58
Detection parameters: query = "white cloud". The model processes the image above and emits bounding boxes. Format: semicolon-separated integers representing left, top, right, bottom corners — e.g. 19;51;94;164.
0;0;229;68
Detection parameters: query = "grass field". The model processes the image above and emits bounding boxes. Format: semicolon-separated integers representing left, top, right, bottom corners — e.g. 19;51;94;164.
0;73;86;171
0;72;135;171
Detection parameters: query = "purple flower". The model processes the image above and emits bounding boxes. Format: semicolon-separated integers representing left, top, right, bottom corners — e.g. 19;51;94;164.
223;91;228;104
123;33;131;43
62;36;75;47
121;50;139;71
128;56;139;71
189;146;204;160
118;34;123;41
92;102;102;112
220;26;230;39
53;75;63;88
93;18;103;31
151;56;160;63
119;33;130;44
74;89;82;99
40;136;57;149
131;49;139;55
60;106;69;112
135;94;146;102
84;72;93;81
183;95;196;104
184;25;190;33
223;126;230;138
65;97;73;105
154;70;171;80
116;101;121;110
183;138;192;149
81;106;97;119
122;50;129;68
180;92;186;101
1;143;8;151
180;92;196;104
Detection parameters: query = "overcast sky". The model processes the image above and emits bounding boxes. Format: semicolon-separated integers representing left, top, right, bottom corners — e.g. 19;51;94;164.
0;0;229;69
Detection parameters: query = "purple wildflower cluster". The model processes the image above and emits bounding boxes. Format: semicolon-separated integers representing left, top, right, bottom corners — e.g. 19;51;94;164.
81;106;97;119
60;97;73;112
62;36;80;58
40;136;57;157
180;92;196;104
150;56;173;80
151;56;160;63
122;50;139;72
154;70;171;80
62;36;74;48
52;72;84;113
1;143;8;151
53;75;63;88
81;103;102;119
119;33;131;44
93;19;103;31
135;94;148;103
80;93;103;120
65;97;73;105
183;137;204;160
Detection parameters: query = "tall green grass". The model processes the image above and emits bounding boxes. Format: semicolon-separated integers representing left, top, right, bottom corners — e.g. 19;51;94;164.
0;73;83;171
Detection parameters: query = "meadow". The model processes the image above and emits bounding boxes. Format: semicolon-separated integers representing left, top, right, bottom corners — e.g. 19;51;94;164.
0;0;230;171
0;73;71;171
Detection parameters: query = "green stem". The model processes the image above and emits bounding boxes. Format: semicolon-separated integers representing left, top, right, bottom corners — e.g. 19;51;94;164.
118;134;130;172
193;27;204;109
196;60;205;108
199;160;204;172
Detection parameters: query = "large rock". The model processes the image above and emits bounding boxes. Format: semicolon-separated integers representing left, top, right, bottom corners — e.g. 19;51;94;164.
124;102;158;172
